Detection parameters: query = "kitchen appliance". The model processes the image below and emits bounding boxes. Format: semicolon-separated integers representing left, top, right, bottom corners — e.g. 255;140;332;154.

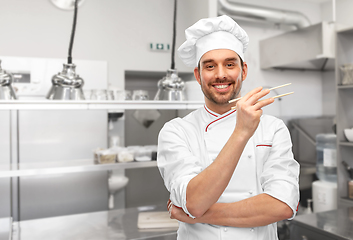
46;63;85;100
288;117;336;212
0;60;17;100
154;0;186;101
47;0;85;100
218;0;310;29
260;22;335;71
154;69;185;101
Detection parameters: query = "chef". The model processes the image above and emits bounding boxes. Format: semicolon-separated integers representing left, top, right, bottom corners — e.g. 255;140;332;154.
157;15;300;239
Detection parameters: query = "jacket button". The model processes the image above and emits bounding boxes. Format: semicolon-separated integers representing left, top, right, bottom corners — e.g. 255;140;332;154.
224;228;227;232
248;155;252;158
249;190;253;195
250;228;255;232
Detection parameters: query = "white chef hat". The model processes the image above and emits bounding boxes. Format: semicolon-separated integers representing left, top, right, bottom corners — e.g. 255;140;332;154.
177;15;249;67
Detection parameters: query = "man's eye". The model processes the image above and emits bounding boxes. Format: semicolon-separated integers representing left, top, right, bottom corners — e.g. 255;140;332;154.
226;63;235;67
206;65;214;69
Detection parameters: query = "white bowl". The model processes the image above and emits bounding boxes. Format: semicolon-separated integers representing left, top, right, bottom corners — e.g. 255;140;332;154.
344;128;353;142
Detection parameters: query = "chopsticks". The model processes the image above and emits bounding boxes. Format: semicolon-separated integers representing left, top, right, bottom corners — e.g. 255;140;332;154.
230;91;294;110
228;83;292;103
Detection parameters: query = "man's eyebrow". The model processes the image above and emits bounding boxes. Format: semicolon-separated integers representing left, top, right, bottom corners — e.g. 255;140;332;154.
225;57;238;62
201;57;239;66
201;59;214;65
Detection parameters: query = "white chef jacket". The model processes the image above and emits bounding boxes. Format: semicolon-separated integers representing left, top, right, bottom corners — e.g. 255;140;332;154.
157;105;300;240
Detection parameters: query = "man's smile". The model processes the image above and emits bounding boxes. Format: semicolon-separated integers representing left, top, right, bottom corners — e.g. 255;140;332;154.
212;83;232;93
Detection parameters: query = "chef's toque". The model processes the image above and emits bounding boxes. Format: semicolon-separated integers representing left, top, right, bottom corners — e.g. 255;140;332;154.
177;15;249;67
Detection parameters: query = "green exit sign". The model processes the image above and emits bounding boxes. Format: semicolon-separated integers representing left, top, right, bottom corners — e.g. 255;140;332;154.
150;43;170;51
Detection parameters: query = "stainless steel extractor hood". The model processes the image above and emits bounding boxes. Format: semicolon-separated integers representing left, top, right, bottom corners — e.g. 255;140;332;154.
260;21;335;71
218;0;311;29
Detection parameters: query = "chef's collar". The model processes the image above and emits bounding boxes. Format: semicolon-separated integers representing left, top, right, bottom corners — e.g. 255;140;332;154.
204;105;219;118
203;105;237;132
203;105;236;118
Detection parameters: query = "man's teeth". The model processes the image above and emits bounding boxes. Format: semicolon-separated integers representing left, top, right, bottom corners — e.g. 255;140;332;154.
214;85;229;89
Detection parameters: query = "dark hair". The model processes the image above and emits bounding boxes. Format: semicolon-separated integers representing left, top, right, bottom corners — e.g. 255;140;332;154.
239;57;244;68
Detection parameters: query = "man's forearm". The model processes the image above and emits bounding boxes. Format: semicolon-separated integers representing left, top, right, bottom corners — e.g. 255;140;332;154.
195;193;293;228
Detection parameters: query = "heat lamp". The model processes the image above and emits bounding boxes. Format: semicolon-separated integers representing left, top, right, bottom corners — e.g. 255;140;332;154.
154;0;186;101
47;0;85;100
0;60;17;100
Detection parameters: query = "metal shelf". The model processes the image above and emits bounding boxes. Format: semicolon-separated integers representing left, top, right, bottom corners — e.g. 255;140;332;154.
0;100;204;110
340;197;353;208
336;27;353;209
339;141;353;147
338;84;353;89
337;25;353;34
0;100;202;177
0;159;157;178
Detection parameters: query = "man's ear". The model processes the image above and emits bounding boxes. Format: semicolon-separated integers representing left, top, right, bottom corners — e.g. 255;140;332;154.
194;67;201;85
242;62;248;82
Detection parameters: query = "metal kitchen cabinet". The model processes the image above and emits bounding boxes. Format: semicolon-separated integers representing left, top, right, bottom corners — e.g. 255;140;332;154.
335;26;353;208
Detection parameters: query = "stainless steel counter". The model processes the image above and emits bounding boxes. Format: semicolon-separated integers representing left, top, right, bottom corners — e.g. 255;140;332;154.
291;207;353;240
12;205;177;240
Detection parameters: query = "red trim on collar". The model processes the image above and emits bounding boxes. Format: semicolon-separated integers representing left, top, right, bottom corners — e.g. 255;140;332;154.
256;144;272;147
205;109;237;132
204;105;218;117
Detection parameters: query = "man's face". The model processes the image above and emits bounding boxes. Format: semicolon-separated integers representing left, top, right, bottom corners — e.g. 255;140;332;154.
194;49;247;106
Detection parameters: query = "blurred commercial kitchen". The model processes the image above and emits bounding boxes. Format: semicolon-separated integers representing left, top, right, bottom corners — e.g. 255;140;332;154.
1;0;353;239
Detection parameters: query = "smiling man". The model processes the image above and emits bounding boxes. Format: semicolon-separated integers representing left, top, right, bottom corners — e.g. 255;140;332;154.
157;15;300;239
195;49;246;114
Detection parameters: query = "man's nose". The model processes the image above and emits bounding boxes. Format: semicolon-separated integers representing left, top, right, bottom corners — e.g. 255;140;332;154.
216;66;226;80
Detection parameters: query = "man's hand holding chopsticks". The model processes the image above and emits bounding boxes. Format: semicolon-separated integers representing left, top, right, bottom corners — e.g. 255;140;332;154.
234;87;274;139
